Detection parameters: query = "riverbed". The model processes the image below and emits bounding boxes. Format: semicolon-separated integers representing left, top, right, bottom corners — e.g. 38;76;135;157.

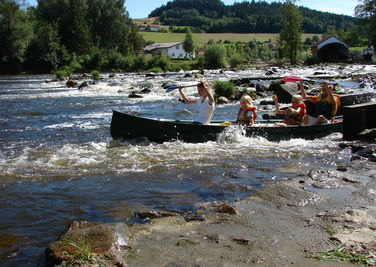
0;65;375;266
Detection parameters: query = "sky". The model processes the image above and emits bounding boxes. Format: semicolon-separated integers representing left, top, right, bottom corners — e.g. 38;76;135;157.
124;0;358;19
26;0;359;18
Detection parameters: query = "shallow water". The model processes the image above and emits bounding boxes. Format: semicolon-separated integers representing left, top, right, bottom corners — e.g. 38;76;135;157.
0;66;375;266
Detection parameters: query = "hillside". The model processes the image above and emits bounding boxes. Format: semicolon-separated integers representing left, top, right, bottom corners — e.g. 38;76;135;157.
148;0;359;34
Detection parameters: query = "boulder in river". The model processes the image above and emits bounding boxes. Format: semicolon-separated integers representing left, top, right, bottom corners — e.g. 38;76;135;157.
46;221;130;267
78;81;88;90
268;81;299;103
66;80;78;88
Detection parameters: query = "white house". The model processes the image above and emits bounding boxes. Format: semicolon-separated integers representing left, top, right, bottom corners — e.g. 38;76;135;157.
149;24;162;32
144;42;195;59
138;24;162;32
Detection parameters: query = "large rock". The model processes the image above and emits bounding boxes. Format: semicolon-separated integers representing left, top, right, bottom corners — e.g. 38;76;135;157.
268;82;299;103
331;227;376;246
66;80;78;88
46;221;130;267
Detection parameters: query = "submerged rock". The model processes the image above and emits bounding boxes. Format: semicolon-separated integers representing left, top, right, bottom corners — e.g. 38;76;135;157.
66;80;78;88
217;203;237;215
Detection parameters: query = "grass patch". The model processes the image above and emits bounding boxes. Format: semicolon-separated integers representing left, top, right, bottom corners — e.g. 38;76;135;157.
306;245;376;265
321;224;337;236
63;237;93;262
140;32;322;48
140;32;203;46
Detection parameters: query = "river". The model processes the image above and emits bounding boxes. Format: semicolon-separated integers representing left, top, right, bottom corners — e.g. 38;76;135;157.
0;65;375;266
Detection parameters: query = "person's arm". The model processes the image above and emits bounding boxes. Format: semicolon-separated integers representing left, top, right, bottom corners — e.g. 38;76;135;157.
249;116;255;126
327;86;338;109
202;82;214;105
178;87;196;105
300;80;313;102
273;95;285;114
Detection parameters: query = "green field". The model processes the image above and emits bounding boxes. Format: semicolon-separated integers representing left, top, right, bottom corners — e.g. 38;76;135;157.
140;32;322;47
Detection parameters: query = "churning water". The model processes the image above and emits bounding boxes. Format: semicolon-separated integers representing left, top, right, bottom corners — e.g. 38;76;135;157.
0;65;375;266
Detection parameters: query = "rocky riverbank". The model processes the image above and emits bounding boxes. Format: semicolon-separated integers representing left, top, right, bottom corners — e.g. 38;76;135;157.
46;142;376;267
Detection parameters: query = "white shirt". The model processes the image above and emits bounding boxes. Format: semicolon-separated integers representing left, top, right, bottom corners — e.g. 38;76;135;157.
195;97;215;124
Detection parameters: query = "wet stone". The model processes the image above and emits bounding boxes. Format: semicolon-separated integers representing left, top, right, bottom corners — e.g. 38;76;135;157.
336;166;348;172
136;210;179;219
217;203;237;215
46;221;130;267
232;236;252;245
176;238;200;246
184;214;205;222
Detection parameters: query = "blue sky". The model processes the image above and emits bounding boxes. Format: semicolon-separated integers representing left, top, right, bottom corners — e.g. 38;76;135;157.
125;0;358;18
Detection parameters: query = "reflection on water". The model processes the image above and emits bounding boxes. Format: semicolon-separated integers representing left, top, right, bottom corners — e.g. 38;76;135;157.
0;66;373;265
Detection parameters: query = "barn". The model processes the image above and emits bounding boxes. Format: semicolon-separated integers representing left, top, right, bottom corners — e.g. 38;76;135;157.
311;36;349;62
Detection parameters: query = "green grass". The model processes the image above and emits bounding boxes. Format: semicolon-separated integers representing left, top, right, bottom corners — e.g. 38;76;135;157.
63;237;93;262
140;32;322;47
306;245;376;265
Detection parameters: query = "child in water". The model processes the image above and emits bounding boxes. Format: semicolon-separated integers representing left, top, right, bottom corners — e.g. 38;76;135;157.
273;95;306;126
236;95;257;126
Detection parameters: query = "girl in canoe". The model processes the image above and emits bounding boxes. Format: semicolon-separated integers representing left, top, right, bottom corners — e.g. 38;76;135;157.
236;95;257;126
178;81;215;124
273;94;306;126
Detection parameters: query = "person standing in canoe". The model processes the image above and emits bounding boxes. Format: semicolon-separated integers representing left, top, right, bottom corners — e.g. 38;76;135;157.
236;95;257;126
273;94;306;126
178;81;215;124
299;80;340;125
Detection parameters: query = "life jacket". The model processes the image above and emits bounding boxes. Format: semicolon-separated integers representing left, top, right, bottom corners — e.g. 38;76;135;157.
291;103;306;117
284;103;306;124
236;107;257;124
312;94;340;120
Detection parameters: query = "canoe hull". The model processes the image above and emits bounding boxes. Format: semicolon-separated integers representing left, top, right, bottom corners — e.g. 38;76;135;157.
110;110;343;143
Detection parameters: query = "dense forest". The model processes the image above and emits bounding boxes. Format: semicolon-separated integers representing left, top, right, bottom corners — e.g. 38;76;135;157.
0;0;144;73
149;0;359;33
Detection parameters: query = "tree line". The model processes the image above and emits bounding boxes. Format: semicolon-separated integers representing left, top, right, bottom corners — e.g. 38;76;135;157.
0;0;144;74
1;0;375;74
149;0;359;34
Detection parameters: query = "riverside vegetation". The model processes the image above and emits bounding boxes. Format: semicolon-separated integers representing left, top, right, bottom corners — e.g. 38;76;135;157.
1;0;376;76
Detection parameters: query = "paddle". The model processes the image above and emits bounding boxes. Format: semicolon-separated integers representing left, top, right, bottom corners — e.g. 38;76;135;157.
164;83;198;93
281;76;316;83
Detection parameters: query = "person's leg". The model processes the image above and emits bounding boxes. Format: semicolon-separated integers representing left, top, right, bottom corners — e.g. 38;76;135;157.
314;115;329;125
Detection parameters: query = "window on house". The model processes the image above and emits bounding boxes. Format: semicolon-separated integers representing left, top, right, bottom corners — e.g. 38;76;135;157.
176;45;179;49
172;53;175;57
179;53;183;57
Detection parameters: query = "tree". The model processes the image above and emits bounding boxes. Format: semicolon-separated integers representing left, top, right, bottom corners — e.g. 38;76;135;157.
355;0;376;47
0;0;33;72
204;44;226;69
183;28;195;58
279;0;303;64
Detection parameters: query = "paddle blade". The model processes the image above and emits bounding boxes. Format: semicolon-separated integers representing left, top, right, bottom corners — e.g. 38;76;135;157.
281;76;302;82
164;83;198;93
164;84;178;93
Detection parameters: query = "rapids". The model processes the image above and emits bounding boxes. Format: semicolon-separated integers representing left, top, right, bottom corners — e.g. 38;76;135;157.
0;65;375;266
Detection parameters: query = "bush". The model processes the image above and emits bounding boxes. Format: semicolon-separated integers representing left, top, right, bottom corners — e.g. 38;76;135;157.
148;67;163;73
132;55;148;71
55;67;72;80
204;44;226;69
228;52;243;68
91;70;100;80
213;80;237;99
147;55;171;71
80;47;105;71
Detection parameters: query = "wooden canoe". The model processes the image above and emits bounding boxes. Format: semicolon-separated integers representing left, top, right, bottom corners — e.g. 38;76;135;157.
110;110;343;143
